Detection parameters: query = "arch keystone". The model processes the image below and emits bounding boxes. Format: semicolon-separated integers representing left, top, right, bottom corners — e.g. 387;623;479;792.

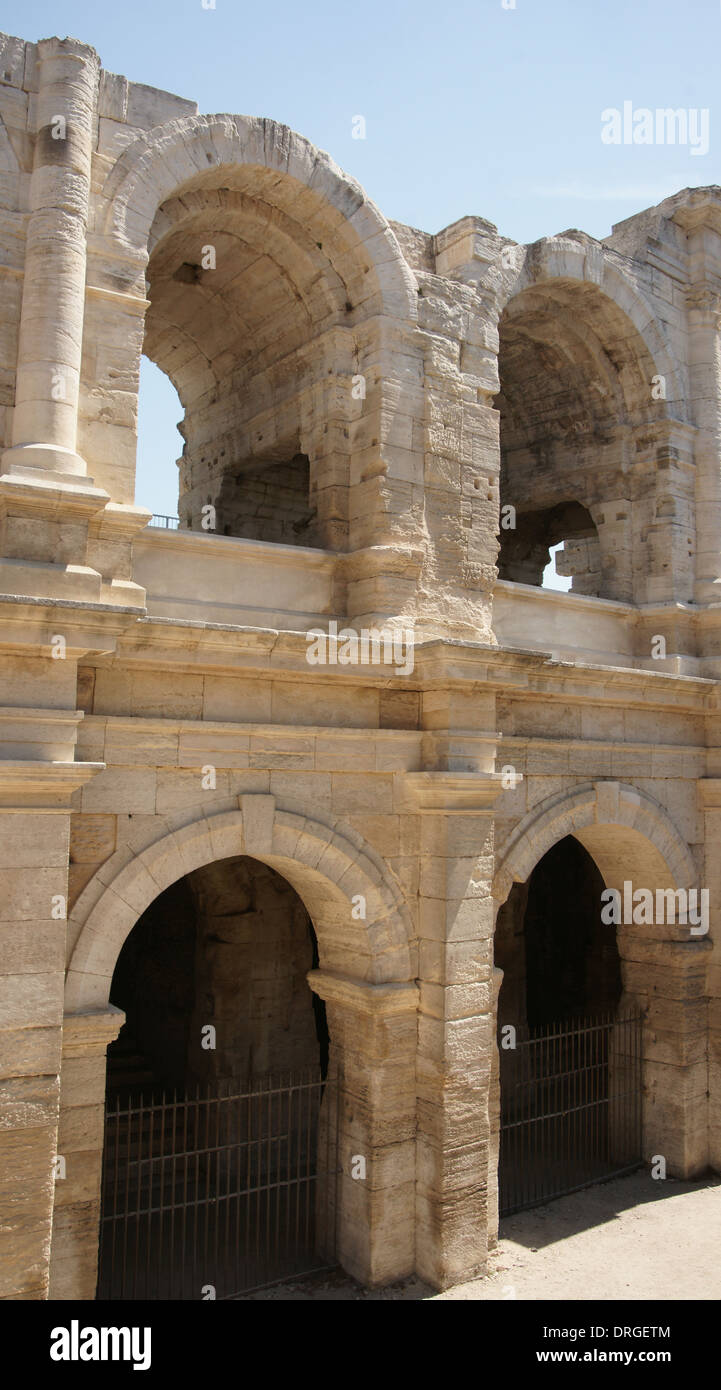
240;793;275;855
595;780;620;821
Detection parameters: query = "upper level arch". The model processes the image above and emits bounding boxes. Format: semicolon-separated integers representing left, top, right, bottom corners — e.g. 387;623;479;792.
494;237;693;604
495;236;685;413
85;115;421;546
98;113;417;322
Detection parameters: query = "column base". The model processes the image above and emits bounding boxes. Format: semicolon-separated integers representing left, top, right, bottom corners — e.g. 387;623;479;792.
1;443;91;480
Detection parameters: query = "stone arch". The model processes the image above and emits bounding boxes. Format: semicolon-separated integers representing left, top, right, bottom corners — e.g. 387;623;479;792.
65;796;414;1012
496;235;684;413
493;779;696;906
88;113;421;542
489;780;708;1202
493;241;691;602
99;113;417;321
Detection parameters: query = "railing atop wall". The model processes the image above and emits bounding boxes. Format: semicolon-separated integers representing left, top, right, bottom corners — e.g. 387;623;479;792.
149;513;180;529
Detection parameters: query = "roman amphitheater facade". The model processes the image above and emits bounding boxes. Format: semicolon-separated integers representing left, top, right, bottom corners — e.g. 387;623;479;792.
0;32;719;1300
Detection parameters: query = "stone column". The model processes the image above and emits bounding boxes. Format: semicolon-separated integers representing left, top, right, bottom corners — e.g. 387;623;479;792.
413;799;498;1288
3;37;99;479
688;288;721;606
307;971;418;1287
400;678;501;1285
487;964;504;1251
621;931;709;1177
0;762;103;1300
697;777;721;1173
48;1007;124;1300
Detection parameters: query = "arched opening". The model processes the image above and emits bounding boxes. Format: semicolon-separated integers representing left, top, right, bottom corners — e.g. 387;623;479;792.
500;500;599;593
496;837;622;1029
495;835;640;1216
97;855;334;1300
495;278;667;602
139;164;365;551
134;354;183;522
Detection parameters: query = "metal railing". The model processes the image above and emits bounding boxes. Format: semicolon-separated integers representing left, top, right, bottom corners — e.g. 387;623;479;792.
97;1069;338;1300
148;513;179;529
499;1010;643;1217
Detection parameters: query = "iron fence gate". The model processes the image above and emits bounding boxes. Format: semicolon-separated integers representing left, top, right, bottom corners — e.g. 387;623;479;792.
499;1011;643;1217
97;1069;338;1300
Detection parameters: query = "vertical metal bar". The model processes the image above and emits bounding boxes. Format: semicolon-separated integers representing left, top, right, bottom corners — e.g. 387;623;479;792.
168;1087;176;1301
240;1083;250;1294
294;1072;302;1255
603;1012;608;1169
255;1080;262;1272
265;1077;272;1277
145;1097;154;1298
578;1017;583;1192
638;1012;643;1159
583;1016;587;1184
308;1069;315;1251
181;1088;189;1302
111;1094;120;1298
272;1077;279;1275
576;1017;582;1191
586;1015;592;1187
521;1025;528;1212
553;1019;558;1203
121;1099;132;1299
224;1089;232;1295
520;1026;525;1212
131;1092;143;1300
204;1083;211;1292
192;1083;200;1300
280;1067;288;1273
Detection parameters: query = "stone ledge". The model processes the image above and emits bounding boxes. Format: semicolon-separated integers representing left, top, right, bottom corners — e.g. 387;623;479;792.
0;760;106;810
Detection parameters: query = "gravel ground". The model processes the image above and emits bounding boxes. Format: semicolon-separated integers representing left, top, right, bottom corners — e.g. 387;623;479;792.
243;1171;721;1301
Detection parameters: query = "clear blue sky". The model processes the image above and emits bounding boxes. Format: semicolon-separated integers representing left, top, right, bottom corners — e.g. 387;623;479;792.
14;0;721;543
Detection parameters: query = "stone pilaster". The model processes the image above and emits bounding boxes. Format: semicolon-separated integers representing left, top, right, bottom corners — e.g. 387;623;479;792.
47;1007;124;1300
690;290;721;608
306;970;418;1286
0;763;104;1300
404;759;502;1290
3;37;99;478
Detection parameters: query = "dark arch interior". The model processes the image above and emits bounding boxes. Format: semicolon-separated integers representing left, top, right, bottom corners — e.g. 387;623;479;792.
496;836;639;1220
495;834;622;1029
106;853;329;1098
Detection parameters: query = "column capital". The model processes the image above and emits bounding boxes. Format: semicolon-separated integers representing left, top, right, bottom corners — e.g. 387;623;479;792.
61;1006;125;1058
307;970;419;1016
